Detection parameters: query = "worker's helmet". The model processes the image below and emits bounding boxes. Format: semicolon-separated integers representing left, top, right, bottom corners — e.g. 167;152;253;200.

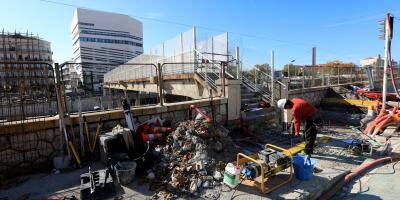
277;99;287;109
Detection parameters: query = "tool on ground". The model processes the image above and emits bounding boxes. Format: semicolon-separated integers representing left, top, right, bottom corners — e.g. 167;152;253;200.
68;141;81;165
235;143;305;193
90;119;103;153
80;165;116;200
83;116;92;151
83;116;104;153
122;98;139;131
342;139;372;156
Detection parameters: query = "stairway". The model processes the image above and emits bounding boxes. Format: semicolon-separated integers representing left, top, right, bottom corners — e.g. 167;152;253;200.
240;84;272;121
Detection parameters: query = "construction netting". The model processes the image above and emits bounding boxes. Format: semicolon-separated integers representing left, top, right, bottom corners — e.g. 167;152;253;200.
104;28;231;83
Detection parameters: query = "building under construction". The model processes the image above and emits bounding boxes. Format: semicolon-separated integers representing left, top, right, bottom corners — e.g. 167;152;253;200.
0;32;55;121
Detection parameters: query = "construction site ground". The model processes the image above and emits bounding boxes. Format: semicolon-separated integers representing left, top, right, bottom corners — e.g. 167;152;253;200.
2;111;391;200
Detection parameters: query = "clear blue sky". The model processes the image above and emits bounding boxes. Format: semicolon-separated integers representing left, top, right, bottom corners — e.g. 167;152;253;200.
1;0;399;69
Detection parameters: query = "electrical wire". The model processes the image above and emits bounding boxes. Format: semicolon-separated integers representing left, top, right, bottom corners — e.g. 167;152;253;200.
230;179;244;200
133;141;150;161
37;0;312;47
38;0;400;67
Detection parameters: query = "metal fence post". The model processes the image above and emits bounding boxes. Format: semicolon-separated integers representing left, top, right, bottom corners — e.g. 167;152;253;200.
222;62;226;97
271;50;275;105
54;63;70;159
157;63;164;106
302;67;305;89
236;46;240;79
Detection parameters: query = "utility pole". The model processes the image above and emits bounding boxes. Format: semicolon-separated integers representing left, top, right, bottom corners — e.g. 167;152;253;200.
380;13;394;109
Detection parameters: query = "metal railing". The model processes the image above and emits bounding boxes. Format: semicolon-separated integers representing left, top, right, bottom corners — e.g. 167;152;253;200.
193;49;225;91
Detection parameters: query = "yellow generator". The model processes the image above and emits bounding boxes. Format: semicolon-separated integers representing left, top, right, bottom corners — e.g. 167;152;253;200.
236;143;305;193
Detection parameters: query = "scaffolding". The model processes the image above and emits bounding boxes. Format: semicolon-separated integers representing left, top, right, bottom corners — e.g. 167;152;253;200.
0;31;56;122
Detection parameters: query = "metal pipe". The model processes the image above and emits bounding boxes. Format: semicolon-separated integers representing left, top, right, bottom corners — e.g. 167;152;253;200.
382;13;391;109
54;63;71;159
157;63;164;106
271;50;275;105
236;46;240;79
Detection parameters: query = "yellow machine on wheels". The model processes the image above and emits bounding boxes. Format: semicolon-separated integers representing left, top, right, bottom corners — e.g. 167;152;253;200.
236;143;305;193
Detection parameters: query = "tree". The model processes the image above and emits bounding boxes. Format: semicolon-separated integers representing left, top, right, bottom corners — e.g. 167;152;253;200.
282;64;302;76
248;63;270;75
243;63;270;84
319;60;356;75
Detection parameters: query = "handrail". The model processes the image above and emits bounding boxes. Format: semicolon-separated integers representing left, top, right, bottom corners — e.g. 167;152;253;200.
194;49;236;79
242;74;272;102
255;67;287;89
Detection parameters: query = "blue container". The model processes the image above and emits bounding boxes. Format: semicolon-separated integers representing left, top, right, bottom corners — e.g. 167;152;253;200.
292;155;315;181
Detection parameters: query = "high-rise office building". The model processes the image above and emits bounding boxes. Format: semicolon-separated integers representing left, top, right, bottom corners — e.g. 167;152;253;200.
71;8;143;91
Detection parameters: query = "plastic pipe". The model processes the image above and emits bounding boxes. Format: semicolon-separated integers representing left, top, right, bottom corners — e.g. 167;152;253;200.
372;107;397;136
367;114;390;134
364;108;387;134
189;104;212;123
372;115;392;136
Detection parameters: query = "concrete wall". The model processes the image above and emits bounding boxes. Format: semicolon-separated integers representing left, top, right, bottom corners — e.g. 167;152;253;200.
0;98;227;178
281;88;328;123
105;78;212;100
0;128;62;176
217;79;241;120
288;88;328;106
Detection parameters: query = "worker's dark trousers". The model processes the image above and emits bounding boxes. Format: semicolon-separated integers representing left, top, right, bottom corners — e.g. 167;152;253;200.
304;118;317;155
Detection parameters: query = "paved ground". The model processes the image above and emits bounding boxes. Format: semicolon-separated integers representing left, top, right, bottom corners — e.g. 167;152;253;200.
334;160;400;200
0;126;378;199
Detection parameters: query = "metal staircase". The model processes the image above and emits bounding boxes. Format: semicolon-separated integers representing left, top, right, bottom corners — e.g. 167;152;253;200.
193;50;287;121
193;50;236;92
241;67;287;104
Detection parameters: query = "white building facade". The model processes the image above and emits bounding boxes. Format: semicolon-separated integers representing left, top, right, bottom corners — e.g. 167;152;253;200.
360;56;383;68
71;8;143;91
360;55;398;68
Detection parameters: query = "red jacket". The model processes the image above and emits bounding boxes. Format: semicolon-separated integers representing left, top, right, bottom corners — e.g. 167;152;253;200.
291;98;317;135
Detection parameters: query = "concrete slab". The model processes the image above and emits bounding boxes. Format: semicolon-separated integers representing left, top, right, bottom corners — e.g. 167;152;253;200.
345;162;400;200
0;126;370;200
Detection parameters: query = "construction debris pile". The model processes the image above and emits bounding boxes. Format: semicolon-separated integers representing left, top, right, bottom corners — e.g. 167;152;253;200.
149;120;239;199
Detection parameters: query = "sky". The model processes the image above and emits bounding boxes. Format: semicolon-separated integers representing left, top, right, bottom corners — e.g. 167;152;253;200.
0;0;399;69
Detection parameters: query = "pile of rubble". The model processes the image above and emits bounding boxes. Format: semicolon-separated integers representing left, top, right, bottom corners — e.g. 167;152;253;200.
149;120;240;199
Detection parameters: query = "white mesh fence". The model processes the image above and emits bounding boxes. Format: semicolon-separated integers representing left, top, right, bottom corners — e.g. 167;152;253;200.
104;28;230;82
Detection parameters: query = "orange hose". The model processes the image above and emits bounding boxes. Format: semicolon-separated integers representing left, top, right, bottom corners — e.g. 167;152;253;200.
364;108;387;134
373;115;393;135
320;156;400;200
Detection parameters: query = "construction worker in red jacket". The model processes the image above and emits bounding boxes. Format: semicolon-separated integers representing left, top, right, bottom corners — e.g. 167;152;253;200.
277;98;317;156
